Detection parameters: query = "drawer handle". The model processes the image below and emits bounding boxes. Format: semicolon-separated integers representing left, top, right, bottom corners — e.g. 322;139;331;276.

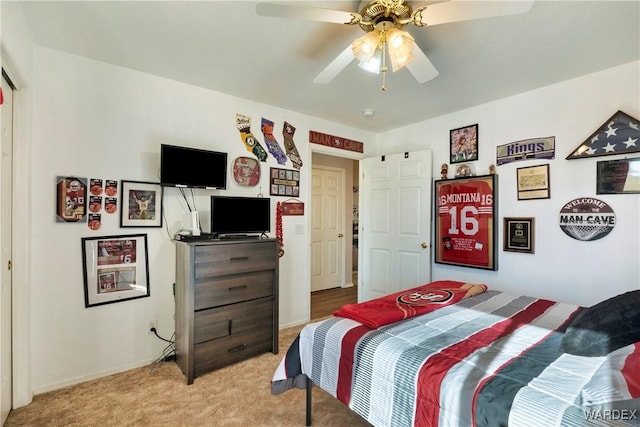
228;344;247;353
229;256;249;262
228;285;248;292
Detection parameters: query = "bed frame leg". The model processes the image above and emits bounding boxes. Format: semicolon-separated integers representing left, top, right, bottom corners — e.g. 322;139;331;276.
306;376;312;426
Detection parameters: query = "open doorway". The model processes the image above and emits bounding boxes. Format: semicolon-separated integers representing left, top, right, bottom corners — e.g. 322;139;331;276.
310;152;359;320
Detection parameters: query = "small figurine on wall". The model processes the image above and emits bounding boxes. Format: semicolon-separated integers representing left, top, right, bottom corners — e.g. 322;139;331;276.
441;163;448;179
489;164;496;175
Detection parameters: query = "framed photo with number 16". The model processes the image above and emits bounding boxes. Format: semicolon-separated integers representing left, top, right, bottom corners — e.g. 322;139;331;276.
434;174;498;270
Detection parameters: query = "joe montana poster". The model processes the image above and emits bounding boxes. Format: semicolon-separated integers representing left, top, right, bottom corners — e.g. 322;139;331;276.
435;175;497;270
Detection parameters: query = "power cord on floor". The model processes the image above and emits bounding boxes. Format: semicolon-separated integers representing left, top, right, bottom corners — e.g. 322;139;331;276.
149;328;176;374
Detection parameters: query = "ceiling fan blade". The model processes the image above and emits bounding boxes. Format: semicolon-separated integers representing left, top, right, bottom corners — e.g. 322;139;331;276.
406;44;439;83
256;2;360;25
313;45;355;84
415;0;534;27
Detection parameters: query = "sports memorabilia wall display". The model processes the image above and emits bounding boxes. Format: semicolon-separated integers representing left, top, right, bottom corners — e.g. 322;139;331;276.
261;118;288;165
455;163;474;177
558;198;616;241
82;234;150;307
270;167;300;197
236;113;268;162
496;137;555;166
232;156;261;187
283;121;303;169
56;176;87;223
309;129;364;153
450;123;478;164
435;174;498;270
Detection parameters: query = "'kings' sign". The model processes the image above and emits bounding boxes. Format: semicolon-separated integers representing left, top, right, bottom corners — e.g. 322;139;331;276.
496;137;555;165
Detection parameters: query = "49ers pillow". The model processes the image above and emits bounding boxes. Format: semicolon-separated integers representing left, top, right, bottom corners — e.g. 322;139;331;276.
562;290;640;357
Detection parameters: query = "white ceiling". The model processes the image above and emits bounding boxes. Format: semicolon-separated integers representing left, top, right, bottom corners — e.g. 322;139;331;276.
17;1;640;133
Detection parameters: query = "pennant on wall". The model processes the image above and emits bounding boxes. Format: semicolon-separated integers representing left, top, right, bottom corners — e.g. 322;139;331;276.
283;121;303;170
261;118;288;165
236;114;268;162
566;110;640;159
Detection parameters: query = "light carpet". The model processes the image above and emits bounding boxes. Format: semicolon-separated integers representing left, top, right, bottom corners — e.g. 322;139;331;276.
6;324;371;427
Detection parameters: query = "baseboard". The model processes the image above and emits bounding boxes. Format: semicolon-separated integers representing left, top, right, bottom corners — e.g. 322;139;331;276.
31;356;159;396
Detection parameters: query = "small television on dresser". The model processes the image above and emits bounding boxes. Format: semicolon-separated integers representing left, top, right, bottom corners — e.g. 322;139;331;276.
160;144;227;189
210;196;270;238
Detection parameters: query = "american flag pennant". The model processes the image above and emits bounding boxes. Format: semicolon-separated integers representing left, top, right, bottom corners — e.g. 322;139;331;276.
566;110;640;159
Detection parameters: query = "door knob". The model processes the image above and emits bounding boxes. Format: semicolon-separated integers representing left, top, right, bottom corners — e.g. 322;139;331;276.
421;242;429;249
338;233;344;238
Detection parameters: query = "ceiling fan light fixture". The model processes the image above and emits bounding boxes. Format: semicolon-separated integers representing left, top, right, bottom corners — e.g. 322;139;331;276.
386;28;415;71
358;49;382;74
389;49;414;72
351;30;381;62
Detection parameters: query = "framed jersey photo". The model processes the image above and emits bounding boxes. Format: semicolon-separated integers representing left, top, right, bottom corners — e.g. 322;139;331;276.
434;174;498;270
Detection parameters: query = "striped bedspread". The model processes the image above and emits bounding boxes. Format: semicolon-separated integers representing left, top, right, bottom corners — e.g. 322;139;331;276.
272;291;640;426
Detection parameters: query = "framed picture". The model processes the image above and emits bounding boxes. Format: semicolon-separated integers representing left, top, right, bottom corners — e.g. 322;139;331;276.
120;181;163;227
596;157;640;194
517;164;550;200
434;174;498;270
450;123;479;164
56;176;87;223
503;217;535;254
270;167;300;196
81;234;150;307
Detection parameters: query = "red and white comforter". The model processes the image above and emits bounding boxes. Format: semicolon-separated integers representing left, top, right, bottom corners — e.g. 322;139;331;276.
272;291;640;426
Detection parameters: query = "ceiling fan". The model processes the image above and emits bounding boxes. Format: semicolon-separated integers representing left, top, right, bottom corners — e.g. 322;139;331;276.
256;0;533;90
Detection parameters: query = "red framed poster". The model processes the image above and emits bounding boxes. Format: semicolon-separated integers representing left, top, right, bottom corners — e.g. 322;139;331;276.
434;174;498;270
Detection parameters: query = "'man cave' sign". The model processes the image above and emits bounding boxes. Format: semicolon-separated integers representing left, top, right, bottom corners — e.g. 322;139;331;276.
309;130;364;153
558;197;615;241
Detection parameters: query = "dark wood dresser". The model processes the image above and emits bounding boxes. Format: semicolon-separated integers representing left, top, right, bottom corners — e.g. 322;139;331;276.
174;238;279;384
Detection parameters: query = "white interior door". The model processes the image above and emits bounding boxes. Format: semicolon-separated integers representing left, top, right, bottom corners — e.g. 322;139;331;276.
311;166;345;292
1;71;15;423
360;150;432;302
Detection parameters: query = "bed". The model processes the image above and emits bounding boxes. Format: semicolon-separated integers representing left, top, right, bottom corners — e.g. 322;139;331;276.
272;280;640;426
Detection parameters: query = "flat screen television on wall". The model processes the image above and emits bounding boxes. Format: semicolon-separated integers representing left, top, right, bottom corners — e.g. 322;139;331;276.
160;144;228;189
210;196;271;237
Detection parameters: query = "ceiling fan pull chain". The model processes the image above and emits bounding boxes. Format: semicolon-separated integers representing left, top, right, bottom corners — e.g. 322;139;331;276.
381;37;388;91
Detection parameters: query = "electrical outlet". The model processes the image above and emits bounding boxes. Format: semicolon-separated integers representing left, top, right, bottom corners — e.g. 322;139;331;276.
148;319;158;334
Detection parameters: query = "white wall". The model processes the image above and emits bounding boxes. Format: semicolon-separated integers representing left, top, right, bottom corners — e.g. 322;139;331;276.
375;61;640;307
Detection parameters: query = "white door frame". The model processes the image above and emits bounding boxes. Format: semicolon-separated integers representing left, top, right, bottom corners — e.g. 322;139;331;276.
1;61;33;408
1;69;15;423
308;146;364;298
310;165;346;291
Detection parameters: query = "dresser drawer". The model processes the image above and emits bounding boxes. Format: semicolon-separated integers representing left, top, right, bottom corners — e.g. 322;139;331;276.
194;297;273;344
194;241;276;277
194;270;273;310
193;326;273;377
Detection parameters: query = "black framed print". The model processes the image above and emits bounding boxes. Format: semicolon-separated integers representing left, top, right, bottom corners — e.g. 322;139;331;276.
120;180;163;227
517;164;550;200
450;124;479;164
596;157;640;194
503;217;535;254
82;234;150;307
